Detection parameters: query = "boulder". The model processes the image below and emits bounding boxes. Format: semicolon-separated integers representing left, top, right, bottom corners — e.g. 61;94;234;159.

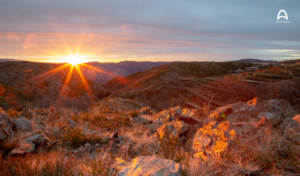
192;120;270;159
13;117;32;131
9;133;50;156
9;140;35;156
257;112;274;120
207;98;260;122
119;156;181;176
279;114;300;131
155;106;182;122
264;99;295;118
24;133;50;145
157;121;188;138
207;98;295;123
0;108;13;142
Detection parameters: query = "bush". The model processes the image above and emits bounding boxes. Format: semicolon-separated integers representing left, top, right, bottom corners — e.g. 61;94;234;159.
60;127;102;148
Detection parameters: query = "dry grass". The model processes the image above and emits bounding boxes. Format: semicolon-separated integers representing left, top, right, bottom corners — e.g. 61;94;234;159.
60;127;102;148
0;150;118;176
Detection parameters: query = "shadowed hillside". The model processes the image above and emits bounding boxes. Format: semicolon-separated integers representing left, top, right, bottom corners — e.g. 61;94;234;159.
104;61;253;93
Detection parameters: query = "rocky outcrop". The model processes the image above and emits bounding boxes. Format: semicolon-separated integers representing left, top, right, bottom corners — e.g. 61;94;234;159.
192;120;271;159
9;133;50;156
207;98;295;122
13;117;32;131
119;156;181;176
157;121;188;138
140;107;153;115
0;108;13;142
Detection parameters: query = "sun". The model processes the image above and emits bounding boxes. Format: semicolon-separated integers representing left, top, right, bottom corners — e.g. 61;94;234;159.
67;54;84;66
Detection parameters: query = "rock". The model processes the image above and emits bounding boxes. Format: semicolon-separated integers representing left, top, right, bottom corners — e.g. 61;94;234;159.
0;108;13;142
13;117;32;131
174;113;202;125
208;98;260;122
119;156;181;176
264;99;294;117
173;107;182;114
9;140;35;156
84;143;93;153
157;121;188;138
84;143;91;147
182;109;197;117
9;133;50;156
143;128;157;137
207;98;295;123
95;143;101;148
257;112;274;120
155;107;182;122
192;120;270;159
140;107;153;115
24;133;49;145
279;114;300;131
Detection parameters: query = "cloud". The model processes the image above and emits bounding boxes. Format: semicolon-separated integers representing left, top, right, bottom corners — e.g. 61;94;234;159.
0;0;299;62
6;32;20;40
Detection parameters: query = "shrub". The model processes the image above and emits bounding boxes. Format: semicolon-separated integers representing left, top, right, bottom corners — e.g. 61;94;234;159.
60;127;102;148
82;159;118;176
61;127;87;148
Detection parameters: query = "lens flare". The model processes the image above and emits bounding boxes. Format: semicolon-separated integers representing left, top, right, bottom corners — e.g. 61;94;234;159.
67;54;84;66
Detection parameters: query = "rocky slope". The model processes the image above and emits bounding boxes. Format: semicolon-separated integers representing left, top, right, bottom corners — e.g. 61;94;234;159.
1;97;300;175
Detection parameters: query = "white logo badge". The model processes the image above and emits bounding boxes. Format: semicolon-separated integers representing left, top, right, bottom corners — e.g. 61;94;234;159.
276;10;290;23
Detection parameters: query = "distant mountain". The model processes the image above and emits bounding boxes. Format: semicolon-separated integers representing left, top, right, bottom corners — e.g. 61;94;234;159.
0;58;22;62
81;61;173;84
236;59;276;63
104;61;253;93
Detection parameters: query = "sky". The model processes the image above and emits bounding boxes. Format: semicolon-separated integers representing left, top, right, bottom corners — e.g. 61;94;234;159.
0;0;299;63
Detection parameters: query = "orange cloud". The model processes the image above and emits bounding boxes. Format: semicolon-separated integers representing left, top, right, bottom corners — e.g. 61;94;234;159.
6;32;20;40
23;33;37;50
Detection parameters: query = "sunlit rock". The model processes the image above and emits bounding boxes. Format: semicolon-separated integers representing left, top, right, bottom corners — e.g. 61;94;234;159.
119;156;181;176
157;121;188;138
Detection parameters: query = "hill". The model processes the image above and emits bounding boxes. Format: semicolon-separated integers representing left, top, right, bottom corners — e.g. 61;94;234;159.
236;58;276;63
104;61;253;93
0;61;109;110
79;61;173;84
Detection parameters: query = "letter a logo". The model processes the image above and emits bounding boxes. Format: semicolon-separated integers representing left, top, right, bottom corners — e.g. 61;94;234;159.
277;10;288;20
